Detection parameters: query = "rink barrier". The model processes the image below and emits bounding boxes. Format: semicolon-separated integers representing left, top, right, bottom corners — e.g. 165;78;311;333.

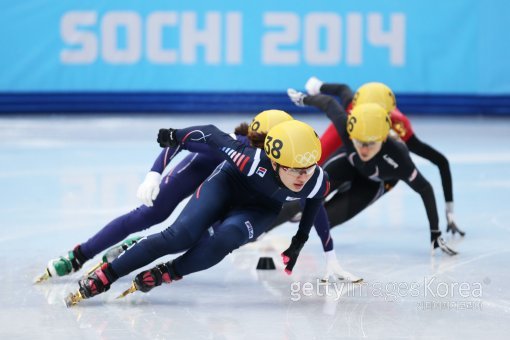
1;92;509;115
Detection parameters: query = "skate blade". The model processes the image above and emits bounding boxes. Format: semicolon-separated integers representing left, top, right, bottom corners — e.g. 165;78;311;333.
116;282;138;299
33;270;51;284
320;276;364;284
345;277;363;284
64;291;84;308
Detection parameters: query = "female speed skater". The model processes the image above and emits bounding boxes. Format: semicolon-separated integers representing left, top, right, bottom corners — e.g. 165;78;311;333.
308;78;464;236
65;119;330;306
37;110;296;282
272;79;464;239
285;87;458;256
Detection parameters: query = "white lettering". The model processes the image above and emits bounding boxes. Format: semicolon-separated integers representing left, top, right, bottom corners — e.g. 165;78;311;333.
304;13;341;65
262;12;299;64
59;11;406;66
367;13;406;65
472;283;483;298
302;282;313;296
346;13;363;65
61;11;241;65
425;277;435;297
458;282;471;298
436;282;449;298
383;154;399;169
60;11;98;64
101;12;141;64
226;12;242;64
181;12;221;64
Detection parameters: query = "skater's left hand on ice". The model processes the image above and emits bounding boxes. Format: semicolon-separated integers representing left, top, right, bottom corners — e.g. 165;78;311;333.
446;220;465;237
281;232;308;275
446;212;466;237
445;202;465;236
158;128;178;148
431;231;458;256
137;171;162;207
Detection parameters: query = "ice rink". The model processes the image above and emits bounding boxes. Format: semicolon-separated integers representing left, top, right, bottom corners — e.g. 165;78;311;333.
1;114;510;339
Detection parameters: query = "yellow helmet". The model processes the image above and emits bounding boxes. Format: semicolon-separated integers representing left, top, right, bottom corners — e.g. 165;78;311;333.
249;109;293;134
265;120;321;168
352;82;396;113
347;103;392;142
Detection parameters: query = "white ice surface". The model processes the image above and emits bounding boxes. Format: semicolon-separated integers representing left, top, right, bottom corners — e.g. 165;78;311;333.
1;114;509;339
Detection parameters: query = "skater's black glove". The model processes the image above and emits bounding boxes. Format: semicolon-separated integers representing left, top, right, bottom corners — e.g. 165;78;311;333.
281;232;308;275
446;220;466;237
158;128;179;148
431;231;458;256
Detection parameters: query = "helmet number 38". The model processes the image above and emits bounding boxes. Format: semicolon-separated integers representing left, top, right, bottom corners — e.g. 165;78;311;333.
265;136;284;160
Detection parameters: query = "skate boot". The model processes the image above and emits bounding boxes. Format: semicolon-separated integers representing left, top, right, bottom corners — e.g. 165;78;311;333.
65;263;118;307
35;245;88;283
117;261;182;299
79;263;118;298
49;245;88;276
320;250;363;283
135;261;182;292
431;231;458;256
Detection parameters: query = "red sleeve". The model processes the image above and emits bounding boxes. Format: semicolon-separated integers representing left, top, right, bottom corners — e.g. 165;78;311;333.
319;123;343;165
390;107;414;142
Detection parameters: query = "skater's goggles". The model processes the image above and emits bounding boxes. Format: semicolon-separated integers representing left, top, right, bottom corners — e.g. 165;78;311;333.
280;164;316;177
352;139;381;149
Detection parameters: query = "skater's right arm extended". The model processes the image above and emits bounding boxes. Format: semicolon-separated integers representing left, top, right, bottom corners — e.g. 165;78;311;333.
318;83;354;109
158;125;256;173
288;90;350;147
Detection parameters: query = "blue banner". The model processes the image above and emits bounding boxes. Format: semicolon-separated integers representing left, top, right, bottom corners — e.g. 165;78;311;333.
0;1;508;113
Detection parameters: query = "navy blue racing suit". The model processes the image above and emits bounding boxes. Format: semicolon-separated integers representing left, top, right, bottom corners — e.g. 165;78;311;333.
110;125;329;277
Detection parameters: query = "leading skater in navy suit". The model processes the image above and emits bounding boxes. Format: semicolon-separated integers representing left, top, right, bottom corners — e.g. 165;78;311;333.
68;119;330;304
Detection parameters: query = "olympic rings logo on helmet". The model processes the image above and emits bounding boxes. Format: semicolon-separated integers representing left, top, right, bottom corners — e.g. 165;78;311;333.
294;150;319;167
